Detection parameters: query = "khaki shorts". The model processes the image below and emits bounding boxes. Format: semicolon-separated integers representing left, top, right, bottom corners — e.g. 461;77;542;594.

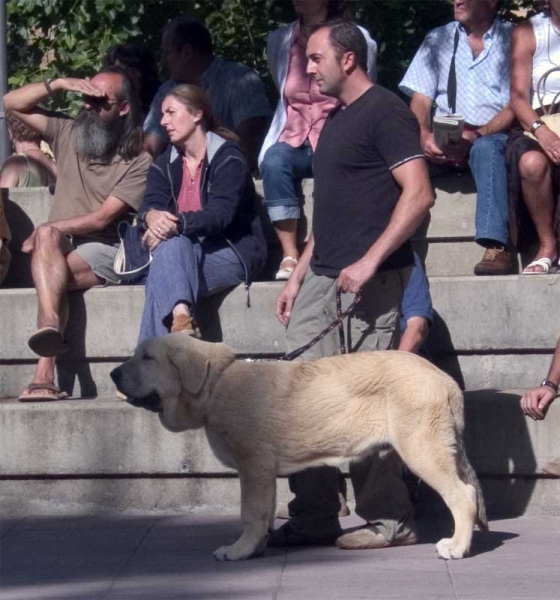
286;266;411;359
70;236;121;286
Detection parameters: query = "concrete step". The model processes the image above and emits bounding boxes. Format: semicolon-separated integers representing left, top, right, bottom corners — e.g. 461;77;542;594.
5;176;475;245
2;276;560;396
1;476;558;518
4;276;560;360
1;175;484;281
3;353;556;401
1;391;558;516
2;391;557;476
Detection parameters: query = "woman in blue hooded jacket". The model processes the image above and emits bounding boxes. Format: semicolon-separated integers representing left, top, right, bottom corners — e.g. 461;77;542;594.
138;84;267;340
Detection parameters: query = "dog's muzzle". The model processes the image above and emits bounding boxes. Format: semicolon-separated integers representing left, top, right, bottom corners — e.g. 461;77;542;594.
110;365;162;413
126;391;162;413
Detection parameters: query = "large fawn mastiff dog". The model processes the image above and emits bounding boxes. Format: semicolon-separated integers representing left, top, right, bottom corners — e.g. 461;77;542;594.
111;333;487;561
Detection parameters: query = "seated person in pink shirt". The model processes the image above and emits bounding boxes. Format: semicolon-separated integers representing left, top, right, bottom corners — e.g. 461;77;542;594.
259;0;377;280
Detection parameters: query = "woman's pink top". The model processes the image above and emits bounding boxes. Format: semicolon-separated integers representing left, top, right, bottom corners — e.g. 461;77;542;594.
177;157;203;213
278;24;338;150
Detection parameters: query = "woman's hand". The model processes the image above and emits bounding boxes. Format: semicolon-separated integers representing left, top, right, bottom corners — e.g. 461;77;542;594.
535;125;560;165
142;228;162;251
145;209;179;240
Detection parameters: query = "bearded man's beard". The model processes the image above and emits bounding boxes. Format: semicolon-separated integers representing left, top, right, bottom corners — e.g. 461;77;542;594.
73;108;124;161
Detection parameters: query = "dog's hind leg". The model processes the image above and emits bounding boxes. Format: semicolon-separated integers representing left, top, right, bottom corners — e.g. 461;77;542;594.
396;438;477;560
214;459;276;561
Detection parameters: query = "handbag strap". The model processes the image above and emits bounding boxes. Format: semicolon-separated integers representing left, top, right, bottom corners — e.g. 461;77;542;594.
447;27;460;114
536;66;560;115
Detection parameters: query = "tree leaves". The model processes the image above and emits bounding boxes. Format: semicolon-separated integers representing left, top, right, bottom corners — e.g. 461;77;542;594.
7;0;536;115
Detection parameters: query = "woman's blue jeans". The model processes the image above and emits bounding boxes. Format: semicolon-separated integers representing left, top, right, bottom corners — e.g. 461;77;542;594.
138;235;245;343
261;141;314;222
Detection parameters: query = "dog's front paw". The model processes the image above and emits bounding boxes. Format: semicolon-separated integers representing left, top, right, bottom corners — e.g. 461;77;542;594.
435;538;469;560
214;543;257;561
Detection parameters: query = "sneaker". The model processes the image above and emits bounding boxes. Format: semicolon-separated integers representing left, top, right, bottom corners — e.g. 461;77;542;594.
336;524;418;550
267;519;343;547
170;314;200;337
474;246;514;276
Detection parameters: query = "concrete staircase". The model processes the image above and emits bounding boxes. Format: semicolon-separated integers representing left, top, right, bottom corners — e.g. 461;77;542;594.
1;178;559;517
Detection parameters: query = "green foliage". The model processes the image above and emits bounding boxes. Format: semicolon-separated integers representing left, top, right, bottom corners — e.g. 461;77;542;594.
7;0;143;112
5;0;544;113
202;0;293;98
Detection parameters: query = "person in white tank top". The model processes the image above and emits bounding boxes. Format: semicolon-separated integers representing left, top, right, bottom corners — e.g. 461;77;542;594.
510;1;560;273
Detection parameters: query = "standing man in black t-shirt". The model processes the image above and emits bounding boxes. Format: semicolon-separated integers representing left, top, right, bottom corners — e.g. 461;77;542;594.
270;20;434;551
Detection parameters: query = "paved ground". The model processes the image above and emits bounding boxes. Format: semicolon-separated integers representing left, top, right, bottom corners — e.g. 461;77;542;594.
0;510;559;600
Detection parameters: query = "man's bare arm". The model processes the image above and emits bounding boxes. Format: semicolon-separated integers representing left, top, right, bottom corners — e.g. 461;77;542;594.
46;195;130;236
409;92;447;161
399;316;430;354
4;78;109;136
22;195;131;255
337;158;434;293
275;233;315;325
475;105;515;137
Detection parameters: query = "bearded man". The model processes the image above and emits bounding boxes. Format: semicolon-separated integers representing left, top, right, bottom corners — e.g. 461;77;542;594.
3;68;151;402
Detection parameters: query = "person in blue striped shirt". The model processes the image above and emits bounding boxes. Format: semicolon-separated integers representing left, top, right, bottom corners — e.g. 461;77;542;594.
400;0;516;276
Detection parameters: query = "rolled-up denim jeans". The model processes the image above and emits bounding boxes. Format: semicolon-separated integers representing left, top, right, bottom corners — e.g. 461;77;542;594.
261;141;314;222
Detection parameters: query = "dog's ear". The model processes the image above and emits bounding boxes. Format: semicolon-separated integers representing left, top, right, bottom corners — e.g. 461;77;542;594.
167;343;210;396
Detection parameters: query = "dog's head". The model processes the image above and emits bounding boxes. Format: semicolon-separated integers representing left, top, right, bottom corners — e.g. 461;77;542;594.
110;333;235;432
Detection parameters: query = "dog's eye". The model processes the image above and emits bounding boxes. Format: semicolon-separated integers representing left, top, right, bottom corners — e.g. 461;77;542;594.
142;352;155;361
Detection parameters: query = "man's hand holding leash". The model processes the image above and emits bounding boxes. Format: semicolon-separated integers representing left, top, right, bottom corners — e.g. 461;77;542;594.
337;257;376;294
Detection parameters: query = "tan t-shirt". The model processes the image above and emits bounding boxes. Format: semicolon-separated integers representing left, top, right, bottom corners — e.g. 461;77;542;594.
45;116;151;244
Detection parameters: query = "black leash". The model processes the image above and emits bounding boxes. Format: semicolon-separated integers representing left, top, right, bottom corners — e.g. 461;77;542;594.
280;288;362;361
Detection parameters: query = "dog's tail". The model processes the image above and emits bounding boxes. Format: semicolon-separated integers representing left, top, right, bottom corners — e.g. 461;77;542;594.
448;383;489;532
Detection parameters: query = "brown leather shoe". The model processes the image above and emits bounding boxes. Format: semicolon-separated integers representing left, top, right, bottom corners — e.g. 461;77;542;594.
170;314;200;337
474;246;514;276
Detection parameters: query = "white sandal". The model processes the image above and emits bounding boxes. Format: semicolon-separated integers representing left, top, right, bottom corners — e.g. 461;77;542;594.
275;256;298;280
523;257;553;274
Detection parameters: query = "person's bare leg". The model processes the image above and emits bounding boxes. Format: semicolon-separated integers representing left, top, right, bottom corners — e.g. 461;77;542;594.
274;219;299;279
20;250;102;399
30;225;73;330
274;219;299;260
519;151;557;272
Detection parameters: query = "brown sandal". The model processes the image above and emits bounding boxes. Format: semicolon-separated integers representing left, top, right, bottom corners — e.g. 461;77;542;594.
18;383;69;403
28;327;68;357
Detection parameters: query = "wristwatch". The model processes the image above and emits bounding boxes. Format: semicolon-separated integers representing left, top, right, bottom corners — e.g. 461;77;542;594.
530;119;544;134
540;378;558;394
44;78;54;95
